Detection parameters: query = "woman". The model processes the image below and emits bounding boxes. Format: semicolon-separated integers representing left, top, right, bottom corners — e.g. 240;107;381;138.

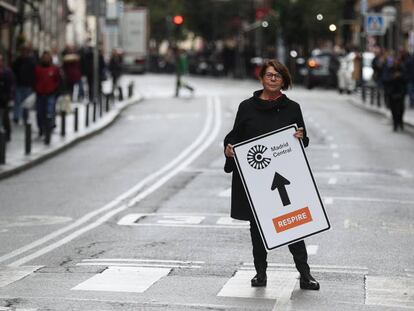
34;51;61;136
388;55;407;132
224;59;319;290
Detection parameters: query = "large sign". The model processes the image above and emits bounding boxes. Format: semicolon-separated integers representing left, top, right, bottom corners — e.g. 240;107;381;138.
365;14;386;36
233;125;330;250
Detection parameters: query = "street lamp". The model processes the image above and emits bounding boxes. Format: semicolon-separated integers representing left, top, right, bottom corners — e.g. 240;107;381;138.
329;24;337;32
316;14;323;21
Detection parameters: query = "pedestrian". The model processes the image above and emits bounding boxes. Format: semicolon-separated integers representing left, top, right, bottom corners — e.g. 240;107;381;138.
0;54;14;141
388;55;407;132
81;42;105;102
62;45;82;101
11;45;36;124
174;48;194;97
108;48;123;94
381;50;395;109
34;51;61;136
404;52;414;108
223;59;319;290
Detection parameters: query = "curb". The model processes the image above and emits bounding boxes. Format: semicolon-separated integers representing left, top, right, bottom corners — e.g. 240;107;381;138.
0;95;143;181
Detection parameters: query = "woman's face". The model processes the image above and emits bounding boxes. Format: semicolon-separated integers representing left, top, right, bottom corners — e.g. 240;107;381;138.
260;65;284;93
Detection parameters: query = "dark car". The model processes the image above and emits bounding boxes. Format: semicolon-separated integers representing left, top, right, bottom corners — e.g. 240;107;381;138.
303;52;339;89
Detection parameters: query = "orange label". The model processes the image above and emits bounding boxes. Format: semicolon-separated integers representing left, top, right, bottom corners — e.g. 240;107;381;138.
273;207;313;233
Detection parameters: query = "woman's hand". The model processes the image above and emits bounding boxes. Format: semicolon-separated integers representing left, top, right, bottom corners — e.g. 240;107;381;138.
225;144;235;158
293;127;304;139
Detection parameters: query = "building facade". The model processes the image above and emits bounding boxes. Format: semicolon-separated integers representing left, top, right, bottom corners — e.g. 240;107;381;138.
355;0;414;52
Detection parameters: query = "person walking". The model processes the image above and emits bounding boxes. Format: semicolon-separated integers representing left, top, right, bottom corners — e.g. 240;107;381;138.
223;59;319;290
405;52;414;109
388;55;407;131
11;45;36;124
0;54;14;141
174;48;194;97
62;45;82;101
108;48;123;94
34;51;61;136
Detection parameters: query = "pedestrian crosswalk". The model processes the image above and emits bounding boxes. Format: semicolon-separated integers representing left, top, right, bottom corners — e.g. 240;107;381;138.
1;260;413;309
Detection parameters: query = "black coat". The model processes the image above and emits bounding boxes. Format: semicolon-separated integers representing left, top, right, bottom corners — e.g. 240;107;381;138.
223;90;309;221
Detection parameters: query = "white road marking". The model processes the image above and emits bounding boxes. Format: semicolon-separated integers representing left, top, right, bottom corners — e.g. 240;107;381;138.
324;197;334;205
76;263;202;269
405;269;414;277
0;266;43;288
80;258;204;264
366;276;414;309
0;308;37;311
327;136;334;141
218;187;231;197
76;258;203;269
241;263;368;274
395;169;413;178
328;177;337;185
306;245;319;255
330;144;338;149
330;196;414;205
332;152;340;159
217;269;298;300
117;213;145;225
216;217;248;226
71;266;171;293
156;215;205;225
117;213;248;229
6;97;222;267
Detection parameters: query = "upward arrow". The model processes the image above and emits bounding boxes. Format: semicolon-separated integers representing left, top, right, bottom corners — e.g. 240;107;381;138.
271;172;291;206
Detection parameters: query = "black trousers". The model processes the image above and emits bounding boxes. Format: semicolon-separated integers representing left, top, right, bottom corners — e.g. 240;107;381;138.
390;98;405;130
250;220;310;278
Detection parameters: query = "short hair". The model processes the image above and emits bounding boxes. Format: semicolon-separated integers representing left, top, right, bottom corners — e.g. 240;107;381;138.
259;59;292;90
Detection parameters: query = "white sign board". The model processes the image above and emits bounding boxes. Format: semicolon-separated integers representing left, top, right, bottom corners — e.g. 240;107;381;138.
233;125;330;250
365;14;386;36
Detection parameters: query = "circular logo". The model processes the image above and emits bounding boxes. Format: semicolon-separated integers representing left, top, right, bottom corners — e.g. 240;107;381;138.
247;145;271;169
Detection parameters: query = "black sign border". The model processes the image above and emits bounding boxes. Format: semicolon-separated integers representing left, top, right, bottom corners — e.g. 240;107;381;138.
233;124;331;251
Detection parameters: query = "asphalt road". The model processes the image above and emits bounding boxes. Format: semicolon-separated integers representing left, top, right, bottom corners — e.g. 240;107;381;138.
0;74;413;311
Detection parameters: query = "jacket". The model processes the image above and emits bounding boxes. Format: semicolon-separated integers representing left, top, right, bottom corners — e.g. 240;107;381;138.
12;56;36;87
0;67;14;107
223;90;309;220
34;64;61;96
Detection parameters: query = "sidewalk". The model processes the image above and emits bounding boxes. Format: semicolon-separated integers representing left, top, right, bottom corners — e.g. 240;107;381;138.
348;88;414;128
0;78;142;180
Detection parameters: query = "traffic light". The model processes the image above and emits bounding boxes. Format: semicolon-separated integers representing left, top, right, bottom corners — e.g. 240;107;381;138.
173;15;184;25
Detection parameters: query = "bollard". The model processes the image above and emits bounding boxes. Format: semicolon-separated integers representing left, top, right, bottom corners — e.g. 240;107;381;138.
44;117;52;145
60;111;66;137
128;82;134;98
99;98;103;118
74;107;79;132
105;94;110;112
361;84;366;103
0;130;6;164
23;108;29;125
370;87;374;106
25;123;31;155
93;101;97;122
85;103;90;127
118;86;124;101
377;88;381;107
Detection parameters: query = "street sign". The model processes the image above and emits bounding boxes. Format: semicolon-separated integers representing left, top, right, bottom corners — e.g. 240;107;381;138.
233;125;330;250
365;14;386;36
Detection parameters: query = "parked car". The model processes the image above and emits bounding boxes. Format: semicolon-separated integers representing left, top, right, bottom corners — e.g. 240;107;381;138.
303;51;339;89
